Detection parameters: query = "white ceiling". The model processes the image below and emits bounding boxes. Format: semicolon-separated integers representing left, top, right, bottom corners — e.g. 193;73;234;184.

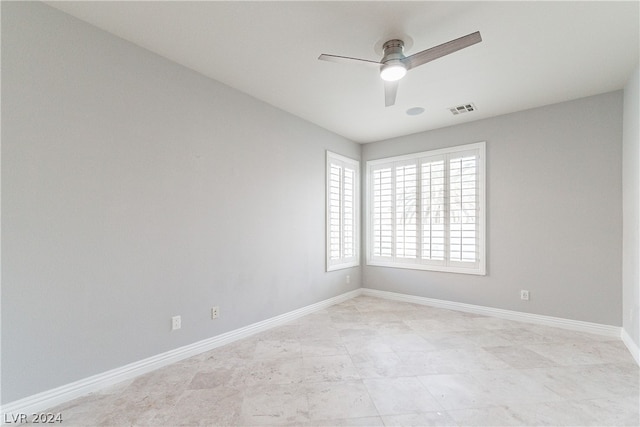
47;1;639;143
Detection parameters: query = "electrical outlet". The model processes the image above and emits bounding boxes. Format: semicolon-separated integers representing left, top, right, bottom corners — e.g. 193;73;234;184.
520;290;530;301
346;275;350;284
211;306;219;320
172;315;181;330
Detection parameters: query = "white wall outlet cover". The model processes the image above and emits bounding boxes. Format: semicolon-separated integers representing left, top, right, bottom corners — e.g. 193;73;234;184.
171;315;181;330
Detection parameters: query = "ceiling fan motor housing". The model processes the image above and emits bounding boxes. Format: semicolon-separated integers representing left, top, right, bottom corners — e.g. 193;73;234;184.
382;39;406;62
380;39;407;81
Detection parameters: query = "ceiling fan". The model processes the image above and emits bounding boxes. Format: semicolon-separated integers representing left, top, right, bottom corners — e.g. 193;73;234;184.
318;31;482;107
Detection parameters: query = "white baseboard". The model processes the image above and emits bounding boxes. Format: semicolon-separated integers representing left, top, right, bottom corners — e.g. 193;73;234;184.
622;328;640;366
361;288;622;338
0;289;362;419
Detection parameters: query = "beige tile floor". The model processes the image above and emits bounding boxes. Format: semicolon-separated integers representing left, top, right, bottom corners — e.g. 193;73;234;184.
44;296;638;426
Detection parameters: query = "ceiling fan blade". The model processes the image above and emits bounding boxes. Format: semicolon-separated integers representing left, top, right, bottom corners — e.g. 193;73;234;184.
384;80;399;107
402;31;482;70
318;54;381;66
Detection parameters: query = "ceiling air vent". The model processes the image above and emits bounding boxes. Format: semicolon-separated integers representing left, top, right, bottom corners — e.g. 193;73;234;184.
449;103;477;115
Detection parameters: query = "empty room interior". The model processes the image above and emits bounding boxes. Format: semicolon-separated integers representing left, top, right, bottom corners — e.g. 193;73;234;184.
2;1;640;426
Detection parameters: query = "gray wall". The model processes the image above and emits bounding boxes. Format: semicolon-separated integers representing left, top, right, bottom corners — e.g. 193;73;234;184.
362;92;623;326
1;2;360;403
623;64;640;348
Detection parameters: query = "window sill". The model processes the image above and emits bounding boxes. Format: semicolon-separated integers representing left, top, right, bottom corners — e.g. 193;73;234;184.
366;259;486;276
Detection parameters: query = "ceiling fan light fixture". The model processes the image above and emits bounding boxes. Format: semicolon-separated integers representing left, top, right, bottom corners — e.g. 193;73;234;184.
380;61;407;82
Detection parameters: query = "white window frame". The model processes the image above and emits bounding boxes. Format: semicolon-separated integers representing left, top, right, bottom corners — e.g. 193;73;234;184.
326;151;360;271
366;142;486;275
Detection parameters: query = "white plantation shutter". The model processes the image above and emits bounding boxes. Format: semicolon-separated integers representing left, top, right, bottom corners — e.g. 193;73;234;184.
372;167;393;258
395;163;418;259
421;159;446;261
326;152;360;271
367;142;485;275
449;153;479;264
328;163;342;261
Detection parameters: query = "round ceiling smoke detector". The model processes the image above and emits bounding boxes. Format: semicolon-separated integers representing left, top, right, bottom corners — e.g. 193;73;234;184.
406;107;425;116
